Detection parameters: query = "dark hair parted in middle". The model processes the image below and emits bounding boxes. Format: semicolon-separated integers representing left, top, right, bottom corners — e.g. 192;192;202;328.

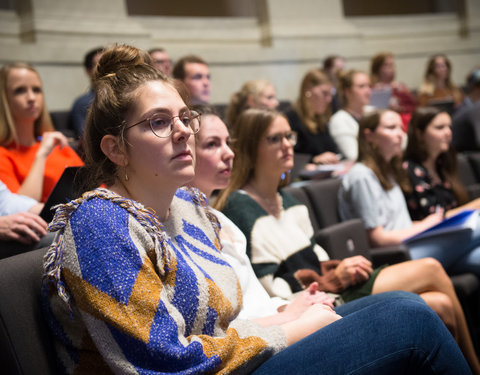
358;110;409;191
404;106;468;204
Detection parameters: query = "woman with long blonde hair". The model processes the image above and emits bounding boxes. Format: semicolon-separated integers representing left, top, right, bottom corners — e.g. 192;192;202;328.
226;79;279;130
0;62;83;202
285;68;340;164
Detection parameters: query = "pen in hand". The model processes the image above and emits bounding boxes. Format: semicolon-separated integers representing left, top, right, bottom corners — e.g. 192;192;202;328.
435;205;445;219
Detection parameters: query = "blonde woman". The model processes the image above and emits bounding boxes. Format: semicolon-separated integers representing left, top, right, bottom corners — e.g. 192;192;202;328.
226;79;279;130
285;69;340;164
0;63;83;202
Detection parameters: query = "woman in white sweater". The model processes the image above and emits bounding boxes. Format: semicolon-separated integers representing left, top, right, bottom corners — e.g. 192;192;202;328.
329;69;372;160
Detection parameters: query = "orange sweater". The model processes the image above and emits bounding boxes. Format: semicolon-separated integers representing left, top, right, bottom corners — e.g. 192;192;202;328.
0;143;84;202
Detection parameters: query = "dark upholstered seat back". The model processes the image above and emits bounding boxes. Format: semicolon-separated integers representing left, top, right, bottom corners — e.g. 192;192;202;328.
302;178;342;228
290;153;311;182
0;248;58;375
457;153;478;187
282;184;320;233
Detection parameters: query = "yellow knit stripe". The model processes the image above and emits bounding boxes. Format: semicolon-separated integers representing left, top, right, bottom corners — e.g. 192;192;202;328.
236;280;243;310
163;252;177;288
206;278;234;330
200;329;268;374
63;256;164;343
214;236;221;251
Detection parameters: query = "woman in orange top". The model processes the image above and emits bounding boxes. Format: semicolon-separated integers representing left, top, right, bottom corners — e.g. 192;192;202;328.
0;62;83;202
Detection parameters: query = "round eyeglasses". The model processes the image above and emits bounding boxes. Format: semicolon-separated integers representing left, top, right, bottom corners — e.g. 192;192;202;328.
124;110;201;138
265;131;297;146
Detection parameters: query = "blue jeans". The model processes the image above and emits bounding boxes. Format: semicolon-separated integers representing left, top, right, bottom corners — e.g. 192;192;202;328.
409;218;480;276
334;290;423;315
252;292;470;375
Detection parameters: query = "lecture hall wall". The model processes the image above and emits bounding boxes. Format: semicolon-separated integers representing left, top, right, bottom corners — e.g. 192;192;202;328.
0;0;478;110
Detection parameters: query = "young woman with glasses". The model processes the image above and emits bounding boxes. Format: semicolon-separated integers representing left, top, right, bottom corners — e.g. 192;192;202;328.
41;45;471;374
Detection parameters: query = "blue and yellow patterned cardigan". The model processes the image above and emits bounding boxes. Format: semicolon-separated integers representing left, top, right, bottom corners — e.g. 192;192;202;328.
42;187;285;374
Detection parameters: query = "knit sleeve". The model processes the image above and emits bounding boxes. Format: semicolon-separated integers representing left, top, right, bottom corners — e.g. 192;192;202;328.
45;196;285;374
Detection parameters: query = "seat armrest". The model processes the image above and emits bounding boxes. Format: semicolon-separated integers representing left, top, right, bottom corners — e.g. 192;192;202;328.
369;245;411;268
466;184;480;200
314;220;412;267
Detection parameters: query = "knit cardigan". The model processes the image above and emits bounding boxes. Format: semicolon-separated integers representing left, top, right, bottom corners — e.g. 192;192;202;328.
42;187;285;374
222;190;342;299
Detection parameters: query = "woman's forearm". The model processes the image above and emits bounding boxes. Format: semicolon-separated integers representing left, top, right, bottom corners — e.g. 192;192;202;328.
280;304;342;346
254;310;296;327
446;198;480;218
367;222;432;247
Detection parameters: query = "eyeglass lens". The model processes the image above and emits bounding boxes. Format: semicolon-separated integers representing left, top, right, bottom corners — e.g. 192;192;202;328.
149;111;200;137
266;132;297;145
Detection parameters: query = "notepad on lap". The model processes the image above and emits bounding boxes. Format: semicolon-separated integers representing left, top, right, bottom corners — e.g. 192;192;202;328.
403;209;478;245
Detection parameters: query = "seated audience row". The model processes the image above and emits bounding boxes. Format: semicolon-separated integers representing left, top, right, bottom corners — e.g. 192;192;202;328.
3;45;480;373
338;108;480;278
210;107;480;372
62;47;479;162
40;44;472;374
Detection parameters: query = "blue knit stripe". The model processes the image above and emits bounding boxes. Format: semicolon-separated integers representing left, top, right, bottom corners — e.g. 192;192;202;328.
175;234;230;269
203;306;218;335
108;306;217;374
175;188;194;203
71;199;142;303
168;243;199;336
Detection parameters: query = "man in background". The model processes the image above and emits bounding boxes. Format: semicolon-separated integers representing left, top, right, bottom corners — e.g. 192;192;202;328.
149;47;173;76
68;47;104;137
173;55;211;105
452;68;480;152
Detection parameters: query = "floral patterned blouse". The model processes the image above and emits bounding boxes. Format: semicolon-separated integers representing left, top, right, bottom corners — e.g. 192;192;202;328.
403;160;458;221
